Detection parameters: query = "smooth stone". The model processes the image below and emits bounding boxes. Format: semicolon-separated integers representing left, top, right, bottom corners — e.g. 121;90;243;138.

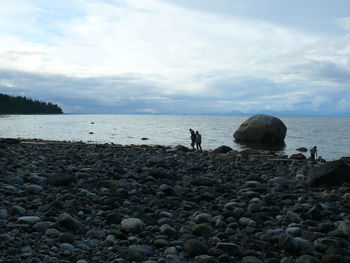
45;228;61;237
164;247;177;255
241;256;264;263
193;213;213;224
121;218;145;234
154;239;169;248
322;254;344;263
338;221;350;236
87;230;106;240
195;255;218;263
57;213;81;232
284;211;302;224
278;233;299;253
59;232;75;244
124;245;153;261
160;224;177;236
33;221;50;233
60;243;75;251
48;173;76;186
216;242;242;256
7;176;24;184
192;223;213;236
166;255;180;263
233;114;287;143
184;239;207;257
0;208;8;218
10;205;26;216
295;255;321;263
17;216;41;226
25;184;43;193
239;217;257;227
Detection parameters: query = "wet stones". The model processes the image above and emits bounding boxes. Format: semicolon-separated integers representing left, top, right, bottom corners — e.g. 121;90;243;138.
2;141;350;262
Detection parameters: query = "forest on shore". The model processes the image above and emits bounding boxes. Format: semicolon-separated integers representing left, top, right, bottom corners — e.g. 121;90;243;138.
0;93;63;114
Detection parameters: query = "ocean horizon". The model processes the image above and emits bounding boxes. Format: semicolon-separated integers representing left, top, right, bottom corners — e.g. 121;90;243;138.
1;114;349;160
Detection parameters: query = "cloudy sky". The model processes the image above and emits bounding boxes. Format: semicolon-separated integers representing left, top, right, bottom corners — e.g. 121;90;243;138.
0;0;349;115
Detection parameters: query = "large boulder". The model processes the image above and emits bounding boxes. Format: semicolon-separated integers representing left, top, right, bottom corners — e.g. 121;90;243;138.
233;114;287;143
307;160;350;186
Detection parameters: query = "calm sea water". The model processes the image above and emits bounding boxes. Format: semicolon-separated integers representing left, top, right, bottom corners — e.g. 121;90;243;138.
0;114;349;160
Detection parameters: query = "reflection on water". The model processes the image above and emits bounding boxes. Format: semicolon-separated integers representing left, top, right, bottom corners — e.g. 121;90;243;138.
234;140;286;153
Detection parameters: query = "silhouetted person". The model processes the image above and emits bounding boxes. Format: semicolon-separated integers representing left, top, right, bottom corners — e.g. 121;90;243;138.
310;146;317;162
189;128;196;150
195;130;202;151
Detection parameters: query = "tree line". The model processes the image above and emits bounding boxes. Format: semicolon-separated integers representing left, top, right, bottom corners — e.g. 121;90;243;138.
0;93;63;114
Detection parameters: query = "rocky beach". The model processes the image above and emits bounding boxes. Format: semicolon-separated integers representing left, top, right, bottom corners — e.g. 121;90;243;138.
1;139;350;263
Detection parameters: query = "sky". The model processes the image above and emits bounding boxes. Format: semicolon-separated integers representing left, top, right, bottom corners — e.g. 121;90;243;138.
0;0;349;115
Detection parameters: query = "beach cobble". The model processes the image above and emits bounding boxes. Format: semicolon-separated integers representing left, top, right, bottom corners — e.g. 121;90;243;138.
0;140;350;262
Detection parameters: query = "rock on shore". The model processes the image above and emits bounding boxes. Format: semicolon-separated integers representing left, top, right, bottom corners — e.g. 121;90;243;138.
0;140;350;263
234;114;287;143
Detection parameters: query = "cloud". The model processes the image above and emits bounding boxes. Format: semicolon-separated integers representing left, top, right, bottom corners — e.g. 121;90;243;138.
0;0;349;115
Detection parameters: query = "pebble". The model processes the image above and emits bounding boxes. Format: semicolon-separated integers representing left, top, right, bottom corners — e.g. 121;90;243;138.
1;141;349;262
17;216;41;225
121;218;145;234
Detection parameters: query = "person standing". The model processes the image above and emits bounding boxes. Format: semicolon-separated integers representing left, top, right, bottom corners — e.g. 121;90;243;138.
189;128;196;150
195;130;202;151
310;146;317;162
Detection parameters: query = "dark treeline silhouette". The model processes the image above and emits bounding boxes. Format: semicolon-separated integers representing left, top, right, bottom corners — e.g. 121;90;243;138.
0;93;63;114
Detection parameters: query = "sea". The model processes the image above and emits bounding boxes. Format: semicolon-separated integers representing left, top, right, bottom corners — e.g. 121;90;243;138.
0;114;349;160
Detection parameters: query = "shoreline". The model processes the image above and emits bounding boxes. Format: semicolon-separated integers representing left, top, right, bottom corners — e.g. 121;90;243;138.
1;138;350;262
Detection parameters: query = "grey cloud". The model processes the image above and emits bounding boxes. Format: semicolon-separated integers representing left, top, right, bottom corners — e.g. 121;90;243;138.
291;61;350;84
0;68;349;115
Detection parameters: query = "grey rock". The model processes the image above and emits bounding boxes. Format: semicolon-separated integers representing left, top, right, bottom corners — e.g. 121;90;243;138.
121;218;145;234
184;239;207;257
7;176;23;184
0;208;8;218
216;242;242;256
307;160;350;186
192;223;213;236
154;239;169;248
166;255;180;263
212;145;233;154
60;243;75;251
25;184;43;193
59;232;75;244
338;221;350;236
33;221;50;233
195;255;218;263
295;255;321;263
17;216;41;226
159;224;176;236
164;247;177;255
48;173;76;186
45;228;61;237
57;213;81;232
123;245;153;261
239;217;257;227
194;213;213;224
241;256;264;263
9;205;26;216
233;114;287;143
278;233;299;253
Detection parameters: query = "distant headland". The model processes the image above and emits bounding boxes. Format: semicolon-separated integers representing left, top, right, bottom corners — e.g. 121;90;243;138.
0;93;63;114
